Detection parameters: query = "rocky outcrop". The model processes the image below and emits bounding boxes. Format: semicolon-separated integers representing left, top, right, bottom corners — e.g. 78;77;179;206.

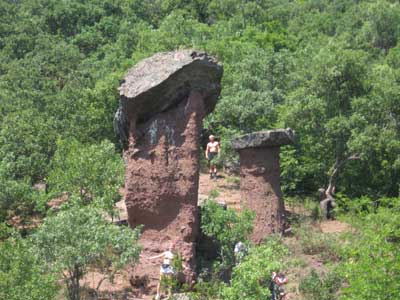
114;51;222;149
232;129;294;244
115;50;222;291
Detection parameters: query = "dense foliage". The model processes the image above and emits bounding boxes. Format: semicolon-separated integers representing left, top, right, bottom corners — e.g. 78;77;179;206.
339;202;400;299
1;0;399;220
0;230;58;300
46;139;125;216
1;1;399;299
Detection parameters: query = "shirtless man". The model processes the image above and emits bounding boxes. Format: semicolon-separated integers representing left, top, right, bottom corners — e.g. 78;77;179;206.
205;135;220;179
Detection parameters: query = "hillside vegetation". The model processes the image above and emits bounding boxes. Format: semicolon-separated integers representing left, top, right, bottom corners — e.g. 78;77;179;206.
0;1;399;299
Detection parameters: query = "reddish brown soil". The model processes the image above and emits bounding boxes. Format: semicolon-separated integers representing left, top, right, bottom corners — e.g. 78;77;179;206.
198;173;241;210
283;204;351;300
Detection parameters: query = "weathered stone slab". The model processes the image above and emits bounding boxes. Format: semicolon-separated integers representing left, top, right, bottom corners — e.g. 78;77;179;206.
114;51;222;147
232;129;294;150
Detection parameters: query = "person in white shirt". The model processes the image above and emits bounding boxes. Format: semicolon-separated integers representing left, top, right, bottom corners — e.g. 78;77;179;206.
148;243;189;300
205;135;220;179
234;241;247;265
148;245;174;300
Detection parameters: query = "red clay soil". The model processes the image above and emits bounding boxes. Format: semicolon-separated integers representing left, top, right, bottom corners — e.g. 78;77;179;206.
125;92;205;291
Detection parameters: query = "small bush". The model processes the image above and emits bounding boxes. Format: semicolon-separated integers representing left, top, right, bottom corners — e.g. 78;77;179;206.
299;269;342;300
200;200;254;271
190;281;220;300
160;253;190;296
336;195;400;216
293;223;341;262
220;238;288;300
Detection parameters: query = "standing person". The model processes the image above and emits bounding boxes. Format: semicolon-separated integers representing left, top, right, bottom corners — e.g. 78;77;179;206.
148;244;175;300
234;241;247;265
270;272;288;300
205;135;220;179
147;243;189;300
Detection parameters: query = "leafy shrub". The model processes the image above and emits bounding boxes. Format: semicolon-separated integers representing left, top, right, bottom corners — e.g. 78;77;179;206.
335;194;376;215
0;232;59;300
160;253;190;296
190;281;221;300
47;138;125;217
299;269;342;300
337;194;400;216
200;200;254;271
339;206;400;300
0;161;37;222
220;238;288;300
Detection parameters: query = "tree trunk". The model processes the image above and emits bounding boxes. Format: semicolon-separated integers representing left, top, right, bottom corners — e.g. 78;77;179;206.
66;265;82;300
320;154;360;219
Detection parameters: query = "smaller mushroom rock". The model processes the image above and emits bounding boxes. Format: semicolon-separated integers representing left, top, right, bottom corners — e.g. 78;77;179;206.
232;129;294;244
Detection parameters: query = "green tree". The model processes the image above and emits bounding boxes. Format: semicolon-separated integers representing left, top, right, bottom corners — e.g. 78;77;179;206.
0;173;33;222
34;206;141;300
47;139;125;216
0;231;59;300
282;46;369;195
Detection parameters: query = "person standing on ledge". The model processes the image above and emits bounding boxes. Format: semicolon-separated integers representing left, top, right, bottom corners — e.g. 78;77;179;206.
205;135;220;179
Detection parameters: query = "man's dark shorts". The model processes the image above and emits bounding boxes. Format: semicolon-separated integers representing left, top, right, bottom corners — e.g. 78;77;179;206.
207;152;217;162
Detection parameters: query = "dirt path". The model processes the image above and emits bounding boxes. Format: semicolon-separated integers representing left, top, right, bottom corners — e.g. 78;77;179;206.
319;220;350;233
198;172;241;210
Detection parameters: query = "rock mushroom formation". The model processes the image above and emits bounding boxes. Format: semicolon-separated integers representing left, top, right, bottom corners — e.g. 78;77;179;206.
232;129;294;244
114;50;222;291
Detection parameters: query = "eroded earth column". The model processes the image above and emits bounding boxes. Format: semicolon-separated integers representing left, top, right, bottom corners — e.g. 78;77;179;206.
114;50;222;291
232;129;294;244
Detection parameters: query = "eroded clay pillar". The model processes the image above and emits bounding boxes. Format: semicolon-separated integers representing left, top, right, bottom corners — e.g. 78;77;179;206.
114;51;222;291
232;129;294;244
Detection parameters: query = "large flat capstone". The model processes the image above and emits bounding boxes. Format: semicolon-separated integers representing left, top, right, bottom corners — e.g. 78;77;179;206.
118;50;222;122
232;129;295;150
